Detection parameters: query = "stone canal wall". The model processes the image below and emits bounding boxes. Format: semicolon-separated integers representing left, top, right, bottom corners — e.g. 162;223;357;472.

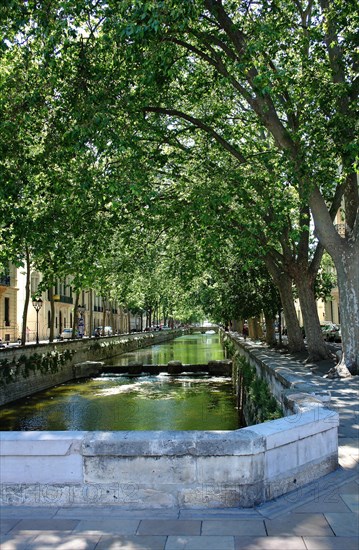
0;331;339;508
0;330;183;406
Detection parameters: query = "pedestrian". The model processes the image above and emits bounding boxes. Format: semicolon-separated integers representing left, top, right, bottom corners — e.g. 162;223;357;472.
242;323;249;340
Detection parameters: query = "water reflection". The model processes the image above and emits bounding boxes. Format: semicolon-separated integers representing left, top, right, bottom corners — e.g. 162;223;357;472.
107;333;225;366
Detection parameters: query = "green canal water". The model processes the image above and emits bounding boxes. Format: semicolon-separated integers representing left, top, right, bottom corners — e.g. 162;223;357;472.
0;333;240;431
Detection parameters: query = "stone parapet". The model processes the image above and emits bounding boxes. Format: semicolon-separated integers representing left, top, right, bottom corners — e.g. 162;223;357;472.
0;404;338;508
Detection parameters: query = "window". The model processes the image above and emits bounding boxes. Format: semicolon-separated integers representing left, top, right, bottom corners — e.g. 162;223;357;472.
4;297;10;326
30;272;40;296
48;311;51;329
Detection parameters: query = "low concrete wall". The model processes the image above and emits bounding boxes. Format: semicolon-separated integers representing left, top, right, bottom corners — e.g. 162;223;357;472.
0;330;182;406
0;337;339;508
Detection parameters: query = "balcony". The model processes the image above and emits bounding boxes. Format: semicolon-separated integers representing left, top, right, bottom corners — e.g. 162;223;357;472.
57;294;74;304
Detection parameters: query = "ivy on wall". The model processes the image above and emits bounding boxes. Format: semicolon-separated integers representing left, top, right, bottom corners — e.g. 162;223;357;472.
223;336;282;424
0;349;76;386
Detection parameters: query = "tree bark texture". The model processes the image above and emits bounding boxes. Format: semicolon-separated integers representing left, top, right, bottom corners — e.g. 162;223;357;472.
294;270;331;362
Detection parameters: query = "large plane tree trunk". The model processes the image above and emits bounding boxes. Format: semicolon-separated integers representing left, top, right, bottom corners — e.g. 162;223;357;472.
265;255;305;353
294;269;331;362
310;186;358;375
21;246;31;346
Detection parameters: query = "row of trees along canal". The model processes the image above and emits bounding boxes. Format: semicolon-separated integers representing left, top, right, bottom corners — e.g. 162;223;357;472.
0;1;357;376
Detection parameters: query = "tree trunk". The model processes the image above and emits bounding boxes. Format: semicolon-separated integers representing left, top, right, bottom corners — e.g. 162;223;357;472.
21;247;31;346
73;292;79;337
310;186;358;374
264;314;276;346
334;244;359;375
264;257;306;352
294;270;331;362
89;290;93;337
48;287;55;342
101;299;106;335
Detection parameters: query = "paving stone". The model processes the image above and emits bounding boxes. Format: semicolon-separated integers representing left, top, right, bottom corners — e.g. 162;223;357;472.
202;519;266;536
73;519;140;534
97;535;167;549
233;536;306;549
10;518;79;532
292;495;352;513
27;533;100;549
165;535;235;549
337;480;359;495
0;507;58;519
0;533;38;550
303;536;359;549
265;513;334;537
55;506;180;519
138;520;201;536
324;512;359;537
340;493;359;512
179;508;261;520
0;519;21;534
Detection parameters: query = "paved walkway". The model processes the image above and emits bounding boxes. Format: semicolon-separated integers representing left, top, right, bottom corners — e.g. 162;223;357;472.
1;351;358;549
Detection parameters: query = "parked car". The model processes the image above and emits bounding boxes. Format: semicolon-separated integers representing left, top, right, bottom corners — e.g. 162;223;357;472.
93;326;113;336
321;322;341;342
60;328;78;340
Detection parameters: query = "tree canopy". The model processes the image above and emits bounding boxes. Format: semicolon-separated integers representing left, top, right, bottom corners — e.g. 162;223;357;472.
0;0;358;372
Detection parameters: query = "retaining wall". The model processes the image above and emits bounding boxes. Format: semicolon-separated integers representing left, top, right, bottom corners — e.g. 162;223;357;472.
0;333;339;508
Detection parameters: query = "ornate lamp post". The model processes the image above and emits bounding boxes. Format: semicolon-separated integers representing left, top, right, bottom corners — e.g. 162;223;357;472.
77;304;86;337
32;297;43;345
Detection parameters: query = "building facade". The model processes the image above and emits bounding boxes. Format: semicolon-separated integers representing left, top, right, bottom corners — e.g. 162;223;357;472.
0;263;18;343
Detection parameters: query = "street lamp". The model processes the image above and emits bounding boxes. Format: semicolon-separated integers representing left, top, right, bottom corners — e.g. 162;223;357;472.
77;304;86;337
32;297;43;345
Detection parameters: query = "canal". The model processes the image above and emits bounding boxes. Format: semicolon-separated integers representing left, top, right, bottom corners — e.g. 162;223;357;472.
0;333;240;431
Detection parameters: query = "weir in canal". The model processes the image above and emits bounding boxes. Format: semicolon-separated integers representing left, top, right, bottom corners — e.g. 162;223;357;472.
0;332;240;431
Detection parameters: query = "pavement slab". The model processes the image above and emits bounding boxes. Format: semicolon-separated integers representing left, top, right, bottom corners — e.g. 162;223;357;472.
303;536;359;550
264;513;335;537
138;520;201;536
55;506;180;520
9;519;79;533
72;518;140;535
0;533;38;550
27;533;100;549
0;507;59;519
96;535;167;549
165;535;235;549
340;493;359;512
324;512;359;537
201;519;267;536
233;536;306;549
0;519;21;535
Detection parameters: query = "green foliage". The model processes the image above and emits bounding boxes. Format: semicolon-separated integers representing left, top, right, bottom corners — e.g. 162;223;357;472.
233;354;282;423
1;0;357;367
0;349;76;386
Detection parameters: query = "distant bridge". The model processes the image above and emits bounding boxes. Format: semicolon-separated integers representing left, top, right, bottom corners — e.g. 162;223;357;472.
188;325;219;334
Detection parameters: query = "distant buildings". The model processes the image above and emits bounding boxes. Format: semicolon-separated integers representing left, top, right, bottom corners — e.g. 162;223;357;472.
0;264;143;343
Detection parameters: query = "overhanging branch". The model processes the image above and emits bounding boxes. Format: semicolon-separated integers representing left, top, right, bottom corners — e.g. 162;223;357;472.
144;106;247;164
